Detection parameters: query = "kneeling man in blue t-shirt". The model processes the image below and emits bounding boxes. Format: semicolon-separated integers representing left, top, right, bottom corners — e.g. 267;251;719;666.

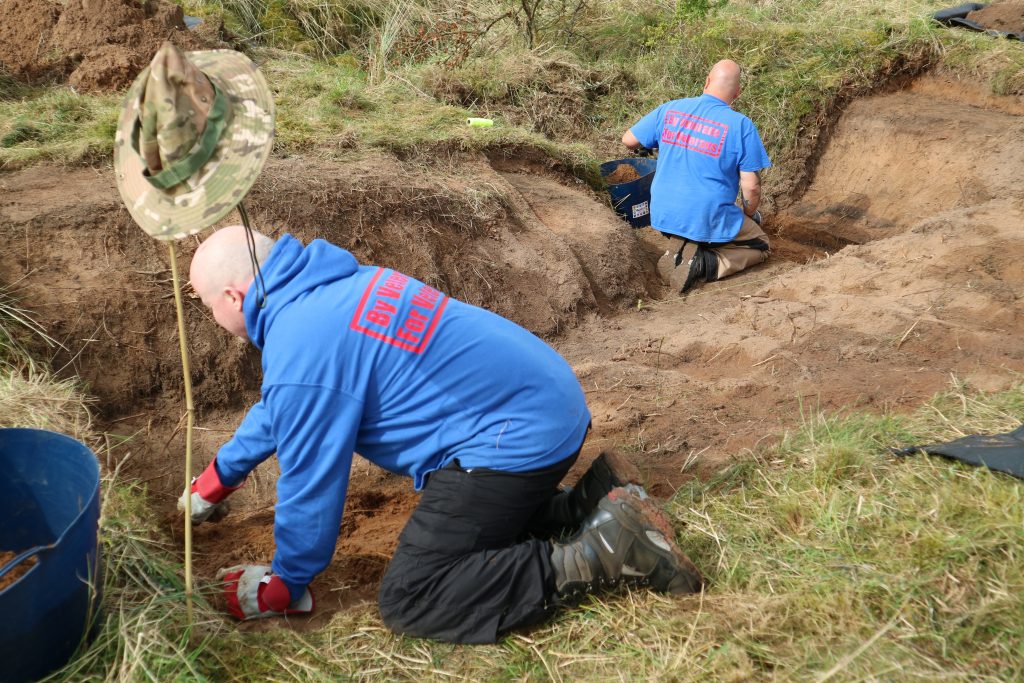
623;59;772;293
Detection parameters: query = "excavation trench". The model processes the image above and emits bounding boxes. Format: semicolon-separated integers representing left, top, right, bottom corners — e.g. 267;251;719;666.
1;74;1022;625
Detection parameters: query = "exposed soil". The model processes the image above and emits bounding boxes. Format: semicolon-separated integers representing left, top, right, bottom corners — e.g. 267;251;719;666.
0;0;225;91
1;74;1023;626
0;550;37;590
605;163;642;184
967;2;1024;33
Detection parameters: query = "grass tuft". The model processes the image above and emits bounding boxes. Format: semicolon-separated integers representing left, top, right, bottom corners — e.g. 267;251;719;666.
0;87;119;170
0;286;63;366
0;365;92;437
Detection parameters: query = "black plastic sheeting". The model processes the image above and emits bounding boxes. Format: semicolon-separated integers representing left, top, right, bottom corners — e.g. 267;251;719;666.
933;3;1024;40
892;424;1024;479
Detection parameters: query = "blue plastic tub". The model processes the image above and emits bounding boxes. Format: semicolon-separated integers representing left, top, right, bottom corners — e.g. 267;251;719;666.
600;157;658;228
0;428;102;683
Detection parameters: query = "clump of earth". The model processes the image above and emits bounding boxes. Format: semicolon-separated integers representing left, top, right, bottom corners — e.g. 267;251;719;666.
0;0;228;92
0;550;37;590
966;2;1024;33
605;163;643;184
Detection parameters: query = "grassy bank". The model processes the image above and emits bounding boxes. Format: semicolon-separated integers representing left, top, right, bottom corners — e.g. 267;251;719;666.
2;0;1022;184
16;380;1016;681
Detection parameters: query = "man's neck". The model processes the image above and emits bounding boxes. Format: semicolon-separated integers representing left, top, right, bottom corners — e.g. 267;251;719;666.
702;91;732;107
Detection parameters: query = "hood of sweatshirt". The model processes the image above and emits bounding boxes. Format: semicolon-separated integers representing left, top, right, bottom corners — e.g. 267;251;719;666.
243;234;359;350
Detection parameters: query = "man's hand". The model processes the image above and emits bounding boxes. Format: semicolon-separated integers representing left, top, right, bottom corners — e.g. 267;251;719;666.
177;458;241;524
217;564;315;620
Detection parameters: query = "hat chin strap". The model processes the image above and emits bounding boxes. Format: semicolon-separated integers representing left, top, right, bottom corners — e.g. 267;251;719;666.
237;201;268;309
143;81;231;191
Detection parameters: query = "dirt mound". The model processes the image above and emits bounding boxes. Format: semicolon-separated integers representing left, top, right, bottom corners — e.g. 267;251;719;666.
0;0;222;91
967;2;1024;33
605;163;642;184
0;148;652;417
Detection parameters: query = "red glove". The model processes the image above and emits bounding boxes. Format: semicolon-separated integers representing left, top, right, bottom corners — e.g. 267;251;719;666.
177;458;242;524
217;564;315;620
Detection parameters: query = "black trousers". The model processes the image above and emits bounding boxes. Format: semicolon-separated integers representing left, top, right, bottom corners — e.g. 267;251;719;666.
378;446;581;644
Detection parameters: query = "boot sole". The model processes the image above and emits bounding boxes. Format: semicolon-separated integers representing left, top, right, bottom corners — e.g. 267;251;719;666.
603;487;705;594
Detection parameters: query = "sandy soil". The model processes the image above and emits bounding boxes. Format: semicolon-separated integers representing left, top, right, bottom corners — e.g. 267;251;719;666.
967;2;1024;33
1;74;1022;624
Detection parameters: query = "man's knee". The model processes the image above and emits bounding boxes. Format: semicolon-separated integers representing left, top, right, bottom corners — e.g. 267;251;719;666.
378;554;422;635
714;242;768;280
377;590;410;634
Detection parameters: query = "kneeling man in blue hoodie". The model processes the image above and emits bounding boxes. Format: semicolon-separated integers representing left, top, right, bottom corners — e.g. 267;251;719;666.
183;225;703;643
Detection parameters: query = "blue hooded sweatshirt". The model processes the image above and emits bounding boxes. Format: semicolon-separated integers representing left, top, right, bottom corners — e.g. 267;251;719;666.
213;235;591;598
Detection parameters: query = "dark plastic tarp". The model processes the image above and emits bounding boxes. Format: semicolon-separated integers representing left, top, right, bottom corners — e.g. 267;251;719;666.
892;424;1024;479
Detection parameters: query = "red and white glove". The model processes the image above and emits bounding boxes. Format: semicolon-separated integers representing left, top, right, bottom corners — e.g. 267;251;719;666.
176;458;242;524
216;564;315;620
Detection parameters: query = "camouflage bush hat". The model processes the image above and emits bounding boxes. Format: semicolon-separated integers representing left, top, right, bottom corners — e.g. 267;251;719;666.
114;42;275;240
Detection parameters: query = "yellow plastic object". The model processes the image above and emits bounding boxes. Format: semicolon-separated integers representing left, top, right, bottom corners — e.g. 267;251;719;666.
467;117;494;128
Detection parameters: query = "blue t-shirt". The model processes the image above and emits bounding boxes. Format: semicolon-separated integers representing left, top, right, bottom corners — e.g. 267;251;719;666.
213;235;591;597
630;94;771;242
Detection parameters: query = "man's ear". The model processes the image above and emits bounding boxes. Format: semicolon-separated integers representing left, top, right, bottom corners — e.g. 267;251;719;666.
224;285;246;312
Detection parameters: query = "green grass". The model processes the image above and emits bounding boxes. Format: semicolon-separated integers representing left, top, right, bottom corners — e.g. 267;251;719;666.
262;50;599;177
2;0;1021;186
0;86;120;170
34;381;1023;681
662;387;1024;679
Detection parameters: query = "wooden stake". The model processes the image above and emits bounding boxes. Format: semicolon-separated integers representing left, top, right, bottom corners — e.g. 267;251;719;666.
167;243;195;623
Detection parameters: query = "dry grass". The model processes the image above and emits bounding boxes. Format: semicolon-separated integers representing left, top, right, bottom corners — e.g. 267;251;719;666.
0;366;92;438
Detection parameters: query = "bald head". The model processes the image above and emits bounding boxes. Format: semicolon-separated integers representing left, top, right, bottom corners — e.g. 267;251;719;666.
704;60;742;104
190;225;274;299
190;225;275;338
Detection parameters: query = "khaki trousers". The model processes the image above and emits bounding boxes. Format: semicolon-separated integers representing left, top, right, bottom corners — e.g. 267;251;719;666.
657;215;770;291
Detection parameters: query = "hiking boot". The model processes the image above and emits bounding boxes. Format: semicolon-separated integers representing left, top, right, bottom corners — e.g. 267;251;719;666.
564;451;643;524
550;487;704;603
679;245;720;293
536;451;644;539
